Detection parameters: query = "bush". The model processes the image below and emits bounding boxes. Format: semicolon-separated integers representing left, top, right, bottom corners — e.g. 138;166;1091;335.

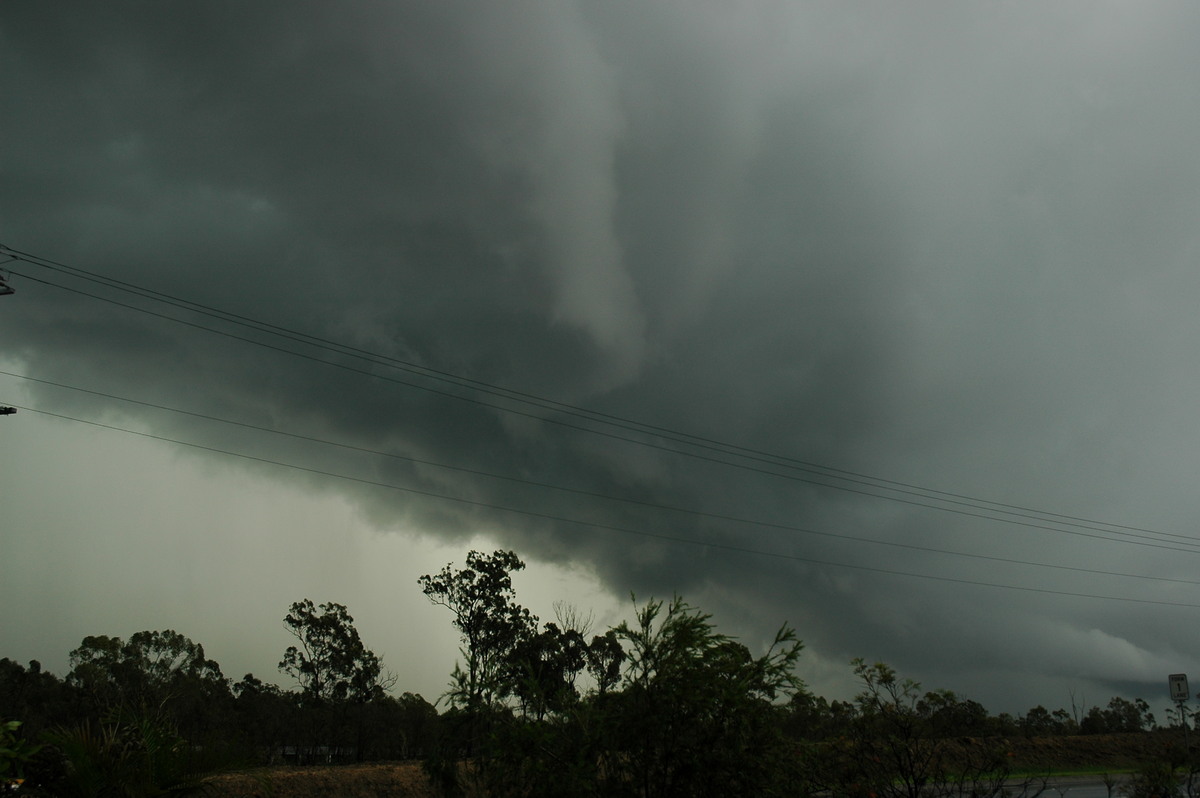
1;719;43;788
1122;761;1182;798
39;707;216;798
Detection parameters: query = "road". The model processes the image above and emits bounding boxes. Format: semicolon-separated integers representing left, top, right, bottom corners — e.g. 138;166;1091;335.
1030;777;1124;798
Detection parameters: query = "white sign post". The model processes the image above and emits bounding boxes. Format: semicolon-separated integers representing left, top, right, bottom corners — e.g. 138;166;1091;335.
1171;674;1191;747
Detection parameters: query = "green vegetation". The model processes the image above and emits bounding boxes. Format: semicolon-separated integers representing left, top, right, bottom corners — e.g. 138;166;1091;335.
0;548;1189;796
41;707;214;798
1;720;42;785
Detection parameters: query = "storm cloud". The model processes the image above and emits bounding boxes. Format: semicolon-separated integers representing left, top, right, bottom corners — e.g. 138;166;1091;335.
4;1;1200;713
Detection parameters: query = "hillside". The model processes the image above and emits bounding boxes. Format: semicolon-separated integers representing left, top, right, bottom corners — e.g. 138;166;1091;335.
1006;732;1184;773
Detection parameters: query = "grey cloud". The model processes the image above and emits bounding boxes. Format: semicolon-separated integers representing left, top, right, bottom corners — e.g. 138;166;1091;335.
4;1;1200;713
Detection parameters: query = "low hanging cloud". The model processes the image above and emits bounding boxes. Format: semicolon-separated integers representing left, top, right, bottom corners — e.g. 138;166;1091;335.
3;1;1200;712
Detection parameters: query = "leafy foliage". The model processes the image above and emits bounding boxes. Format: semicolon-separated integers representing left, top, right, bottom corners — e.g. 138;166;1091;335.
278;600;389;705
802;659;1038;798
419;549;538;713
1082;697;1157;734
0;659;72;738
1122;760;1184;798
0;720;43;784
507;622;587;720
1;547;1187;796
277;600;398;764
66;631;231;746
41;707;215;798
604;595;805;798
420;559;807;798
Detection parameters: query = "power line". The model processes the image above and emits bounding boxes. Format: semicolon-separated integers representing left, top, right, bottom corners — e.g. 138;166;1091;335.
2;245;1166;536
9;366;1200;570
9;399;1200;609
2;243;1194;551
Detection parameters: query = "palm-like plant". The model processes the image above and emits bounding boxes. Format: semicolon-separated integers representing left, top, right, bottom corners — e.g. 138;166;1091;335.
43;706;213;797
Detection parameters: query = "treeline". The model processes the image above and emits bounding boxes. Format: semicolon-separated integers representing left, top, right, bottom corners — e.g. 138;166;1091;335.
0;550;1173;797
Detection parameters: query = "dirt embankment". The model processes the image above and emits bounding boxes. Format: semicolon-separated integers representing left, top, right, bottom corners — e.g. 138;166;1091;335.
204;761;434;798
1005;733;1185;773
201;734;1189;798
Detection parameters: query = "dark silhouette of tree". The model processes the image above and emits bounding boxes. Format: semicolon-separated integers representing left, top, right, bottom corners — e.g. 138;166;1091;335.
468;592;806;798
232;673;297;762
65;630;230;743
3;548;1182;793
66;635;128;712
1080;696;1157;734
418;550;537;712
384;692;439;759
279;600;389;704
278;599;395;762
605;595;804;798
584;629;624;697
0;659;73;737
917;689;992;737
804;659;1033;798
507;622;587;721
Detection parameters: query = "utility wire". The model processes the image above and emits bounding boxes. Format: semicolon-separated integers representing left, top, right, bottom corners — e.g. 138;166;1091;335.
7;366;1200;573
5;271;1194;554
5;243;1172;541
9;399;1200;609
0;246;1130;526
3;244;1194;550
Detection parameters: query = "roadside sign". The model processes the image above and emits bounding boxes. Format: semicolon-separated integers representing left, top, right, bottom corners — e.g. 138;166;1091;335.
1170;673;1190;702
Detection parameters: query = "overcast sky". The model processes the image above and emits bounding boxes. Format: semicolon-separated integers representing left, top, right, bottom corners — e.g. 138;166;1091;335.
4;1;1200;717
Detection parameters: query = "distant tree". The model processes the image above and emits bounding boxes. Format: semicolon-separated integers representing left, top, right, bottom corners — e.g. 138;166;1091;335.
1081;696;1156;734
66;635;127;710
507;622;587;721
917;689;991;737
0;659;73;736
124;630;224;690
341;691;442;761
807;659;1030;798
232;673;297;762
278;600;395;763
1021;705;1059;737
126;630;230;737
603;595;805;798
231;672;280;701
65;630;230;742
278;600;391;704
1136;697;1158;731
1052;706;1079;734
67;631;225;705
584;629;624;697
782;691;852;741
1080;706;1109;735
991;711;1019;737
387;692;439;759
418;550;537;712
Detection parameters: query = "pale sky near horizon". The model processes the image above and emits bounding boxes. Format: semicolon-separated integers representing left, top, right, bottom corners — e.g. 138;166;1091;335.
5;1;1200;717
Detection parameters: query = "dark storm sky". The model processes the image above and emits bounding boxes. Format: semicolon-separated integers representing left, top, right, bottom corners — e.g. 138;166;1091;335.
4;1;1200;713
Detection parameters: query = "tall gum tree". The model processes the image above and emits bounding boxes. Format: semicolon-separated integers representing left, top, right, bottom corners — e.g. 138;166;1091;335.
418;549;537;711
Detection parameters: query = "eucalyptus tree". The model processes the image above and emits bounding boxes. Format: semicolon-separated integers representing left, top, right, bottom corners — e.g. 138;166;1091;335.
67;632;226;708
66;630;231;743
605;595;805;798
278;599;394;761
807;659;1032;798
278;600;390;705
418;549;538;711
